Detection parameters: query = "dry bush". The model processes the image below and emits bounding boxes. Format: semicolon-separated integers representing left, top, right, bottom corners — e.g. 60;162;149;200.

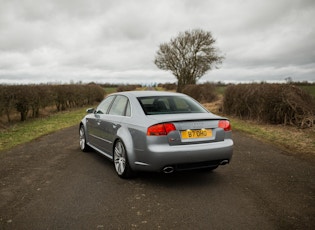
223;84;315;128
116;84;140;92
0;84;105;122
0;85;16;122
158;83;177;91
182;83;217;103
52;84;104;111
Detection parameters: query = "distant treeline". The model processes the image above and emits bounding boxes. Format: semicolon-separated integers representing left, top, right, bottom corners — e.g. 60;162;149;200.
223;84;315;128
1;81;314;127
0;84;104;122
158;81;315;87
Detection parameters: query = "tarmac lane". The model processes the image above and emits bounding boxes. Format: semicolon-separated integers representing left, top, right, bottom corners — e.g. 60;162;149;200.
0;126;314;229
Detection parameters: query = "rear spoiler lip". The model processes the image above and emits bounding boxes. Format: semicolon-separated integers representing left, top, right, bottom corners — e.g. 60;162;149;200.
148;113;228;123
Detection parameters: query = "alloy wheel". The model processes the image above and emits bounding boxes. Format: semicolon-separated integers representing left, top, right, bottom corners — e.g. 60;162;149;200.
114;141;126;175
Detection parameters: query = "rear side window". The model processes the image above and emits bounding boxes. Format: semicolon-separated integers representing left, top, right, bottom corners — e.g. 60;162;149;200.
138;96;207;115
108;95;129;116
125;101;131;117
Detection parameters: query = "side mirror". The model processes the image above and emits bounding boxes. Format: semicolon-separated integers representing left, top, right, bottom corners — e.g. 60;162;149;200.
86;108;95;114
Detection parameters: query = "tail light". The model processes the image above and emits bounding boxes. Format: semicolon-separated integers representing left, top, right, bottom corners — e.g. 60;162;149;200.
218;120;231;131
147;123;176;136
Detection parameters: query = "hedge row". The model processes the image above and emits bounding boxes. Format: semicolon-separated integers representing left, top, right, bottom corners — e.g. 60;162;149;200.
182;84;217;103
223;84;315;128
116;84;141;92
0;84;104;122
158;83;177;91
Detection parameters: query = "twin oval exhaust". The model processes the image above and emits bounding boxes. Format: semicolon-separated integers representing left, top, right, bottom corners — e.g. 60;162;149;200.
162;166;175;174
162;160;229;174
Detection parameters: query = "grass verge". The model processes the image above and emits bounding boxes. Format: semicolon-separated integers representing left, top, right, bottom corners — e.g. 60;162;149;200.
230;118;315;157
0;108;87;152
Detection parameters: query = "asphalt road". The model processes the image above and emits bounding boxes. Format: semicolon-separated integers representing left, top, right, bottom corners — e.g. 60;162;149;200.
0;126;314;229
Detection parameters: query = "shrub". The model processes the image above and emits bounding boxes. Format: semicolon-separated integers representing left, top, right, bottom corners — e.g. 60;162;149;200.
182;83;217;103
158;83;177;91
116;84;140;92
14;86;30;121
223;84;315;128
0;84;105;122
0;85;16;122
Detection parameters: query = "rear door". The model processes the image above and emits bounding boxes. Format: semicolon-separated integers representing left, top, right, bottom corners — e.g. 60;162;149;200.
86;95;115;150
94;95;129;154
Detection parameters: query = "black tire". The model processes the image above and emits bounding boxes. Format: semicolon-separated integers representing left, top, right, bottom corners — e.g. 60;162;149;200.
79;125;90;152
113;140;134;179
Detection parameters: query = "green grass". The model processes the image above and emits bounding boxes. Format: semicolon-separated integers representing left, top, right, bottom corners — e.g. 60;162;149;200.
103;87;117;94
0;108;87;152
215;86;227;95
300;85;315;97
230;118;279;141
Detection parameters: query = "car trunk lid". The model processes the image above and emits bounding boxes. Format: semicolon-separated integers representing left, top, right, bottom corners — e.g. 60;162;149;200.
147;113;229;145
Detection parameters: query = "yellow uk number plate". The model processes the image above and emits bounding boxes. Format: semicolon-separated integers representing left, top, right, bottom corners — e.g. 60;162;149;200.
181;129;212;139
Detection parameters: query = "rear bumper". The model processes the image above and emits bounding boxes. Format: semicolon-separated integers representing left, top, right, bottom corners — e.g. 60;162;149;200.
131;139;233;172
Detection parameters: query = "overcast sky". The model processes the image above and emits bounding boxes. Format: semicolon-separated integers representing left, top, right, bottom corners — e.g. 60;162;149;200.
0;0;314;85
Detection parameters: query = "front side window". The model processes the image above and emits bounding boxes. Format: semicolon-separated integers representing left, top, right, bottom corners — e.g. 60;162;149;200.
96;95;115;114
138;96;208;115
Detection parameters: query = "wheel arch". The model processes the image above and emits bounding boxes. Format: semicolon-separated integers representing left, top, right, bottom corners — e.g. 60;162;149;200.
113;128;136;170
79;121;85;130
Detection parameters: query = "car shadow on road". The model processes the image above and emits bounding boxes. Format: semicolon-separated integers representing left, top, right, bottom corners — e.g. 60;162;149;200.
133;169;226;188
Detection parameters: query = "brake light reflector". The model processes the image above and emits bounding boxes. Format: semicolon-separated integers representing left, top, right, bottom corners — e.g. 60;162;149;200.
147;123;176;136
218;120;231;131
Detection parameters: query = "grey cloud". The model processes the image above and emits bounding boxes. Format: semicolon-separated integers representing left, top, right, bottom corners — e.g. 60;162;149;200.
0;0;314;84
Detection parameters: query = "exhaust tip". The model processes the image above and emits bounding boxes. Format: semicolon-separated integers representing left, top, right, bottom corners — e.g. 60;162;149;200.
220;160;229;165
163;166;174;174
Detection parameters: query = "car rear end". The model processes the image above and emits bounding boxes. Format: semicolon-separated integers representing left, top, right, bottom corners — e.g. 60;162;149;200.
141;114;233;173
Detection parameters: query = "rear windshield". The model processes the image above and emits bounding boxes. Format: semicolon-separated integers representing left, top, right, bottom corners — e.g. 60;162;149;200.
137;96;208;115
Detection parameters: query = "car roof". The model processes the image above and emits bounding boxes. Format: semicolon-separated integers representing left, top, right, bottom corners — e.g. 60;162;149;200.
112;90;185;97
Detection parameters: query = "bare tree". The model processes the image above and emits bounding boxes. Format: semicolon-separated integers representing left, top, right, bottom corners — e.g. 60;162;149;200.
154;29;224;92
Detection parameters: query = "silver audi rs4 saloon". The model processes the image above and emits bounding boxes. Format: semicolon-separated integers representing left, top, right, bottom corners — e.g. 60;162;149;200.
79;91;233;178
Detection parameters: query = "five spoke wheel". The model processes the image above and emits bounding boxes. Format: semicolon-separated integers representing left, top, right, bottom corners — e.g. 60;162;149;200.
113;140;133;178
79;125;90;152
